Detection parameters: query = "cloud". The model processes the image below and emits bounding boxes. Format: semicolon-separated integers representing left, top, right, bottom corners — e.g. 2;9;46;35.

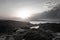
0;0;59;21
30;4;60;21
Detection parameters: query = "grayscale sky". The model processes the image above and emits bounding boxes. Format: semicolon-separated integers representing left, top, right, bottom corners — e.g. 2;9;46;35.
0;0;60;21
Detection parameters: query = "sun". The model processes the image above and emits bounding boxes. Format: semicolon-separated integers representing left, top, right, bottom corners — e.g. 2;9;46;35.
15;8;32;19
19;13;30;19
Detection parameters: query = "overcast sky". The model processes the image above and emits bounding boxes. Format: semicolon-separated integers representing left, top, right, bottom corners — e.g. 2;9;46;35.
0;0;60;21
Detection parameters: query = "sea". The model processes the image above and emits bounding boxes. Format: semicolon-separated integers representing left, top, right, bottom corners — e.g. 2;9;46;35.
30;21;47;24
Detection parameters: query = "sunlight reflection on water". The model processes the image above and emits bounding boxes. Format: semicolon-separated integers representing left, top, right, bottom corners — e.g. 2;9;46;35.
30;21;47;24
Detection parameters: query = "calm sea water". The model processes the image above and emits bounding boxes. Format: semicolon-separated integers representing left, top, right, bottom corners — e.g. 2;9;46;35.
30;21;47;24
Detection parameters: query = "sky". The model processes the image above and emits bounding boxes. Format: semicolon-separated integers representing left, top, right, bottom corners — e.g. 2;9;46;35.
0;0;60;21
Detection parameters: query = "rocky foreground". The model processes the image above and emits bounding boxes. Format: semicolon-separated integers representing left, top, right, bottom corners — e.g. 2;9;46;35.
0;20;58;40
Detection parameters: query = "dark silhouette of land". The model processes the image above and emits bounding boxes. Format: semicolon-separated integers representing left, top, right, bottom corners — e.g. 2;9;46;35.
0;20;58;40
0;20;33;34
39;23;60;32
